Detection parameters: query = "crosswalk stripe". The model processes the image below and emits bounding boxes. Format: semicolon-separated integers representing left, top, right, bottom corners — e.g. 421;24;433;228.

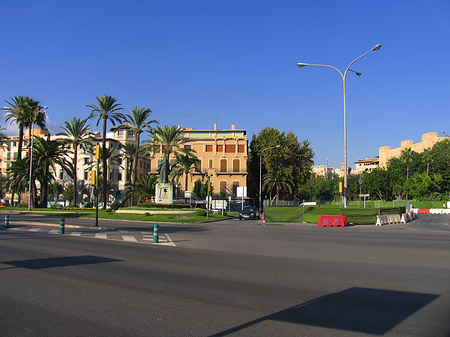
122;235;137;242
70;232;82;236
95;233;107;239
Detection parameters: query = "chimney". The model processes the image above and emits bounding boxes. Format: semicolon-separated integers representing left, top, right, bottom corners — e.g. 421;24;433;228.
231;124;235;130
214;123;217;130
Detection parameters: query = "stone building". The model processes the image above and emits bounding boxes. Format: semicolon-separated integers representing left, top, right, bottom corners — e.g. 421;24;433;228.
378;132;448;168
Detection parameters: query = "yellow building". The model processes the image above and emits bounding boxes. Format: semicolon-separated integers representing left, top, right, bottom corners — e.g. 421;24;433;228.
379;132;448;168
149;124;248;197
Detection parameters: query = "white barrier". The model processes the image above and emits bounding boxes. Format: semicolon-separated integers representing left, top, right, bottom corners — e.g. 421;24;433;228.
411;208;450;214
376;212;415;226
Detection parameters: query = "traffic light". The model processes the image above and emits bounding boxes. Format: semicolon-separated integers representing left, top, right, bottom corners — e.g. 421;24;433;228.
94;145;100;160
90;170;96;185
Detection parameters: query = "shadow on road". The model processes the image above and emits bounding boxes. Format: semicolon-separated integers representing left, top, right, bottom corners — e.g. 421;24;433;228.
1;255;121;270
210;287;439;336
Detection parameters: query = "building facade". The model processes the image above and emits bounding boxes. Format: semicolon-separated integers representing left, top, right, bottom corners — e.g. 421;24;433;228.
149;124;248;198
378;132;448;168
354;157;379;175
1;124;248;205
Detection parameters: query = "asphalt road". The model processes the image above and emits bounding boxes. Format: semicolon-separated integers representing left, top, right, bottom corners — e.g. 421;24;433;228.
0;213;449;336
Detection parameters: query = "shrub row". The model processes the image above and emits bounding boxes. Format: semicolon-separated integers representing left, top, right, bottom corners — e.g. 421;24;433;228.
137;203;191;209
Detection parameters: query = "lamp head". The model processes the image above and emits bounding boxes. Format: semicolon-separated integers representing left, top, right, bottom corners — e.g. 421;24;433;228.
297;63;308;68
372;44;382;51
355;71;362;76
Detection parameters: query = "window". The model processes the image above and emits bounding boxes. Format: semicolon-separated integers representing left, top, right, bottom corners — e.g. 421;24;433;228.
220;159;227;172
195;161;201;172
216;144;223;152
153;145;160;153
13;141;17;147
232;181;239;196
238;144;245;153
206;145;213;152
118;172;122;181
220;181;227;194
233;159;240;172
209;159;213;169
60;172;64;179
84;171;89;180
225;145;235;153
128;131;134;137
84;158;90;165
118;130;124;136
184;145;192;151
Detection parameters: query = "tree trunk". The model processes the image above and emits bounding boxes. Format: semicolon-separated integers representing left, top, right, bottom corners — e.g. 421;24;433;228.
73;144;78;206
102;118;108;209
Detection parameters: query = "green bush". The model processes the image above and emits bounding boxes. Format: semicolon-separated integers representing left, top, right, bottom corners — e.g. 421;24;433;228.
111;201;121;210
195;209;207;216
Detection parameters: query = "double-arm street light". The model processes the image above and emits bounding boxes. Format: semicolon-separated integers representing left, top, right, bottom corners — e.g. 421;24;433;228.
259;144;280;210
297;44;381;207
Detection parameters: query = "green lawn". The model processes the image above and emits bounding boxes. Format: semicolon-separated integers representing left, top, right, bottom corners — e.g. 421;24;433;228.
264;205;406;225
0;207;235;223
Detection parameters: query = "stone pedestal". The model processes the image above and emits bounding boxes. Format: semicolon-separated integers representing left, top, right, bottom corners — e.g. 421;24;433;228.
155;183;173;204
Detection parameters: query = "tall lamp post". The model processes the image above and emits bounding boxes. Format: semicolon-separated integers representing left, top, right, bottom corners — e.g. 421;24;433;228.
259;144;280;210
28;105;48;210
297;44;381;208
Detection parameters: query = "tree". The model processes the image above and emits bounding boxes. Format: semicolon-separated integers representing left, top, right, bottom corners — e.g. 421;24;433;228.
58;117;94;206
151;125;189;158
124;175;158;203
3;96;45;205
32;137;70;207
111;106;157;186
150;125;190;183
262;169;295;203
248;127;314;202
87;95;123;209
170;153;200;192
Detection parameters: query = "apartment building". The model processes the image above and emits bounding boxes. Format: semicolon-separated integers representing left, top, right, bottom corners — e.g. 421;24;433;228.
1;124;247;204
149;123;248;198
354;157;379;174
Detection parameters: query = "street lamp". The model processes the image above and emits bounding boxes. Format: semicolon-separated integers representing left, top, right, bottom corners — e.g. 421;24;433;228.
259;144;280;210
28;105;48;210
297;44;381;207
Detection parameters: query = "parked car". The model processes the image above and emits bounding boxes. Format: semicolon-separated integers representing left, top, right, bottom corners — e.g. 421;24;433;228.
239;206;260;220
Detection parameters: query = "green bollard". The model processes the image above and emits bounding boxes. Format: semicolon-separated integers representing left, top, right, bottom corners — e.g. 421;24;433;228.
4;214;9;228
153;224;159;243
60;218;65;234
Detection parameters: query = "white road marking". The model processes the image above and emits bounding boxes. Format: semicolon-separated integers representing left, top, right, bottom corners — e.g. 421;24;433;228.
49;229;59;234
118;229;128;233
70;232;82;236
95;233;107;239
122;235;137;242
28;228;40;232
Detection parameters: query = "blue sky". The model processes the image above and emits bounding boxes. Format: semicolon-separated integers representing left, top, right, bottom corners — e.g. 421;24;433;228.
1;0;449;168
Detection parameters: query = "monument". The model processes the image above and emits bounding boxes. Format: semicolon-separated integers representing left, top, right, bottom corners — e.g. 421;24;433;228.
155;155;173;204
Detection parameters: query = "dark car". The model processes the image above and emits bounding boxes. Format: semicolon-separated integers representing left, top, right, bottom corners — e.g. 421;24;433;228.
239;206;260;220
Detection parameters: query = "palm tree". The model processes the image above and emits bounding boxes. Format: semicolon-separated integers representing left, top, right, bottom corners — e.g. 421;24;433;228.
87;95;123;209
3;96;45;205
151;125;189;158
58;117;94;205
111;106;157;186
6;158;29;204
32;137;70;207
262;169;295;203
124;175;158;204
121;143;138;186
170;153;200;192
422;148;433;176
